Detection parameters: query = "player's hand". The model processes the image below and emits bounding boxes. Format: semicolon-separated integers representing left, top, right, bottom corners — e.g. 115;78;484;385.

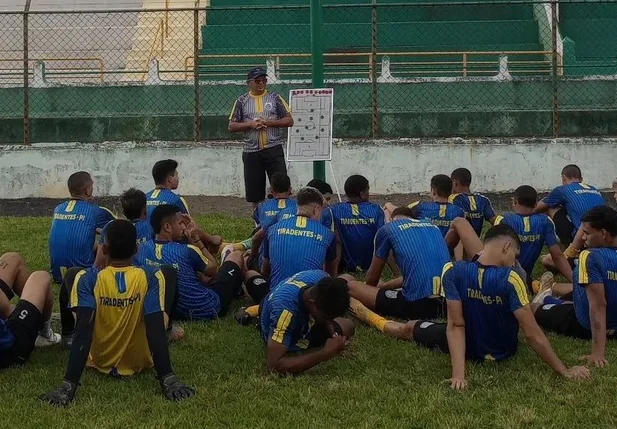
323;334;347;357
445;377;468;390
39;380;77;407
209;235;223;248
580;354;609;368
160;374;196;402
562;365;591;380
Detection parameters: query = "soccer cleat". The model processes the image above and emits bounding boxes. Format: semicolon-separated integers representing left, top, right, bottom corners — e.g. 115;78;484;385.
61;334;74;349
167;324;185;343
532;272;554;305
35;331;61;348
234;307;257;327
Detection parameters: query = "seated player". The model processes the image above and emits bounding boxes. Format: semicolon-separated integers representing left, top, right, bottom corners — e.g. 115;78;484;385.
347;207;450;321
494;185;572;288
385;175;465;237
253;173;296;229
40;220;194;406
331;174;384;272
351;225;590;389
259;270;354;375
307;179;334;206
136;205;245;321
449;168;496;236
121;188;155;245
146;159;222;252
533;206;617;367
261;187;337;296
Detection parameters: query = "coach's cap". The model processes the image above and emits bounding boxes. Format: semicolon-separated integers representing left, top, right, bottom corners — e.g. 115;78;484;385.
247;67;267;80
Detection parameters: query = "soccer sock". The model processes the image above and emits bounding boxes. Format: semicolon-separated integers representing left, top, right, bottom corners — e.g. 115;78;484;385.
38;318;52;338
238;238;252;251
349;299;389;332
246;305;259;318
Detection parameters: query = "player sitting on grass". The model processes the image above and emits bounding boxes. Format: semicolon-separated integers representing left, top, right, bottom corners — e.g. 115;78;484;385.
259;270;354;375
494;185;572;289
331;174;385;273
532;206;617;368
350;224;590;389
384;174;465;237
121;188;155;245
40;220;194;406
136;205;245;321
346;207;450;321
449;167;496;236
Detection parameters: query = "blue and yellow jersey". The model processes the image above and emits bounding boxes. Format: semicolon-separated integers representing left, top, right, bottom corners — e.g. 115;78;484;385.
49;199;116;283
133;219;154;246
494;213;558;278
135;240;220;320
145;188;190;222
374;218;450;301
272;206;335;232
254;198;297;230
449;193;495;236
259;270;329;352
573;247;617;330
70;265;165;376
263;216;336;288
442;261;529;362
0;318;14;352
407;201;466;237
543;182;604;231
331;201;385;271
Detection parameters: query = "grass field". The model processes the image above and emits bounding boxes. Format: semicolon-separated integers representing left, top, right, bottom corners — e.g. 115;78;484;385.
1;214;617;429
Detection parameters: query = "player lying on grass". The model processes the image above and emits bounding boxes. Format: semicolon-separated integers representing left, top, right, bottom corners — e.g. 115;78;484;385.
350;224;590;389
258;270;354;375
532;206;617;368
41;220;195;406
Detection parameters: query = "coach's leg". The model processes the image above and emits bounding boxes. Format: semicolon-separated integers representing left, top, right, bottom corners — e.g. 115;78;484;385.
0;252;31;299
243;150;267;209
263;145;287;183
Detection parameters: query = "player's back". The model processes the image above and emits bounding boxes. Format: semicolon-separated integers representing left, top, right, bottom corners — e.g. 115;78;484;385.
573;247;617;330
145;188;189;221
273;206;334;231
546;183;604;228
443;261;529;361
70;265;165;376
449;193;495;236
255;198;297;229
382;218;450;301
133;219;155;246
265;216;336;287
49;199;115;283
408;201;465;237
331;201;384;271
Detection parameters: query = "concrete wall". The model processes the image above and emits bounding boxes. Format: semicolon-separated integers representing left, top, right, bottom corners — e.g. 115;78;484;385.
1;138;616;198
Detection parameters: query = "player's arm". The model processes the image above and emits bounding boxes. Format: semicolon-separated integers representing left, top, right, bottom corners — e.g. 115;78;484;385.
484;198;497;224
441;263;467;390
534;187;563;214
251;228;267;256
378;276;403;290
187;244;217;278
324;233;338;277
366;227;390;286
582;283;609;367
446;217;483;256
261;233;272;278
548;244;573;282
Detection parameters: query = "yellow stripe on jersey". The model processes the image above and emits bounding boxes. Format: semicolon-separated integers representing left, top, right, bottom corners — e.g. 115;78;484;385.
351;204;360;216
151;189;161;198
155;269;166;312
100;206;117;219
578;250;591;284
296;216;307;228
523;216;531;232
272;309;293;343
228;100;238;120
508;271;529;306
439;204;447;218
448;193;458;204
494;215;504;225
187;244;209;266
279;95;292;114
179;196;191;215
155;244;163;260
441;262;454;282
278;199;286;209
469;196;477;211
70;270;88;308
580;183;590;189
478;268;484;289
407;201;420;209
287;279;307;288
66;200;76;212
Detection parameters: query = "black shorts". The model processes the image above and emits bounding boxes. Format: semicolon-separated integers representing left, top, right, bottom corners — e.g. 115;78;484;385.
245;274;270;305
242;145;287;203
0;300;41;369
413;321;449;354
208;261;244;317
551;208;574;246
534;303;592;339
0;279;15;301
305;320;344;350
375;289;445;320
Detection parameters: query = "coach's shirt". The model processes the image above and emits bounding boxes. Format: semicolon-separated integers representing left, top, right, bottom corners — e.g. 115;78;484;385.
407;201;466;237
331;202;385;272
136;240;220;320
494;213;558;280
449;193;495;236
443;261;529;362
255;198;297;230
263;215;336;288
260;270;329;352
229;91;291;152
145;188;190;222
49;199;116;283
573;248;617;330
543;182;604;232
70;265;165;376
374;218;450;301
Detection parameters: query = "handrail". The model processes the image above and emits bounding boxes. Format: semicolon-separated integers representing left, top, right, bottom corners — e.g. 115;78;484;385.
0;57;105;82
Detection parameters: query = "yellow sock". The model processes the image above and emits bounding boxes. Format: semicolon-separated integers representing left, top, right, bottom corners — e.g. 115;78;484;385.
246;305;259;318
350;298;389;332
367;312;389;332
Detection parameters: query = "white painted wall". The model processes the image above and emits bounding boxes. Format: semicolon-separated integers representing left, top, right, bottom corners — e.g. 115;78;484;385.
0;138;615;199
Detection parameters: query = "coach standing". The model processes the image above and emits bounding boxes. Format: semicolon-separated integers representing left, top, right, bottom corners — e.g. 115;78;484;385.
229;67;294;207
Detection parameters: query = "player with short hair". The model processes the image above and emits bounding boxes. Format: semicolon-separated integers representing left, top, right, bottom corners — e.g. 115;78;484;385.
121;188;154;245
252;173;296;228
350;224;590;389
449;168;496;235
259;270;354;375
331;174;384;272
307;179;334;206
40;220;194;406
346;206;450;321
533;206;617;368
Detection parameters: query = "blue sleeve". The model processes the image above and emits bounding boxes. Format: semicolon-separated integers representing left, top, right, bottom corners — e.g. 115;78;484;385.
269;306;297;348
176;196;190;215
441;263;460;301
69;269;97;309
262;232;271;259
375;207;385;229
543;186;565;208
186;245;208;273
578;250;603;286
143;269;166;315
373;226;391;260
321;208;334;232
507;270;530;311
252;205;261;225
543;218;558;247
96;206;116;229
325;232;337;262
483;197;496;220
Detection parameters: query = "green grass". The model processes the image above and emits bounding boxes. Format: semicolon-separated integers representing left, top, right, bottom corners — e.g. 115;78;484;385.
1;215;617;428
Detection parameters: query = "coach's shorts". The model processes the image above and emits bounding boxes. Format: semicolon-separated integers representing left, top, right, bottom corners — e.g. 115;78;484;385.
242;145;287;203
551;208;575;246
534;302;593;339
412;321;449;354
208;261;244;317
375;289;445;320
0;300;41;369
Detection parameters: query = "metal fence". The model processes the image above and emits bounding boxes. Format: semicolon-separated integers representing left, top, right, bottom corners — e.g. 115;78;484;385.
0;0;616;144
